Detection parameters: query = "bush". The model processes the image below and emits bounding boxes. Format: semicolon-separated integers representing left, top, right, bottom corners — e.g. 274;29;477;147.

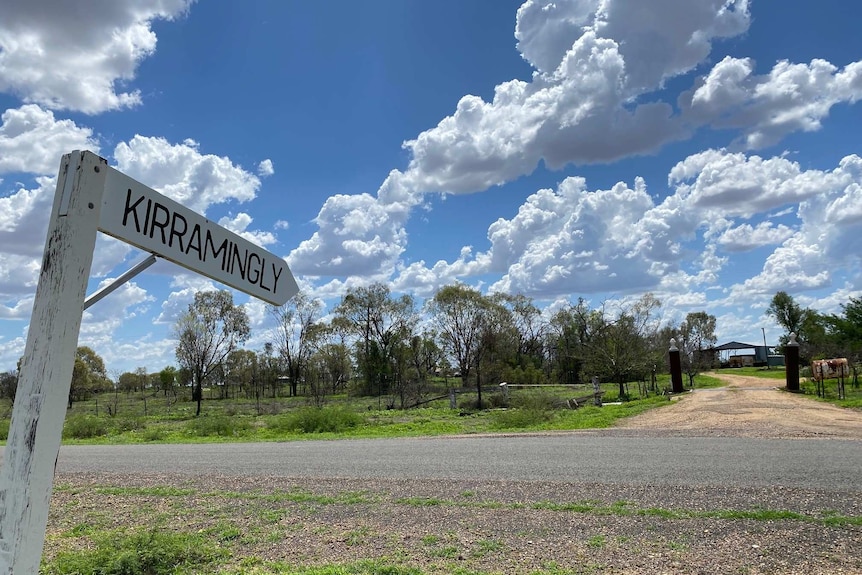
112;417;146;434
0;419;9;441
141;427;167;442
43;528;225;575
490;407;554;430
63;415;109;439
269;407;363;434
510;390;557;411
490;390;557;430
185;415;250;437
486;392;509;408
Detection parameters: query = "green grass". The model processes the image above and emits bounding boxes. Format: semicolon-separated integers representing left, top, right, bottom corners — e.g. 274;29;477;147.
223;559;429;574
723;367;789;380
0;380;686;445
42;480;861;575
43;527;227;575
394;495;862;526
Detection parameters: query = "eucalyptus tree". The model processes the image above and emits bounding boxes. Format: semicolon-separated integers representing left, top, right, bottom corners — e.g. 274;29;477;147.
677;311;717;386
478;294;519;390
0;370;17;401
427;284;486;390
766;291;812;344
577;294;662;399
174;290;250;416
269;291;323;397
307;323;353;399
333;283;418;398
409;332;444;398
69;346;111;407
495;293;546;371
158;366;177;397
427;284;510;408
224;348;258;399
547;298;593;385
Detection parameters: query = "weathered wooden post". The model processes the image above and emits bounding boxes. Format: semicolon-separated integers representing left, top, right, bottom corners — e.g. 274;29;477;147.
591;375;602;406
0;151;107;574
668;338;684;394
0;150;300;574
784;333;800;392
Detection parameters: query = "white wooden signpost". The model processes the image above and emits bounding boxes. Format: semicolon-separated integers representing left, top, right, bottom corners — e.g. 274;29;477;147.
0;151;298;574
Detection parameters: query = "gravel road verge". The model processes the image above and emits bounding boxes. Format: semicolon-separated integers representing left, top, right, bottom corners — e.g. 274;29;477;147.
43;374;862;574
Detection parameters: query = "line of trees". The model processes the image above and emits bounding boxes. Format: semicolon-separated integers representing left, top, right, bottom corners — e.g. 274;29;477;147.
6;286;857;416
766;291;862;375
4;283;753;413
167;284;722;412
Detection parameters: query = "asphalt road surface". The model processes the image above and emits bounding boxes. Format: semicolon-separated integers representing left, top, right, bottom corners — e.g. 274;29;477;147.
45;433;862;490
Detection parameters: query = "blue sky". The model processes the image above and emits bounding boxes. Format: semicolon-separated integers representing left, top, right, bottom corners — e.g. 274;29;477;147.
2;0;862;375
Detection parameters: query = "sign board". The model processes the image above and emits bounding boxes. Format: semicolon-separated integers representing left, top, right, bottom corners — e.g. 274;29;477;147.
0;151;300;575
100;167;298;306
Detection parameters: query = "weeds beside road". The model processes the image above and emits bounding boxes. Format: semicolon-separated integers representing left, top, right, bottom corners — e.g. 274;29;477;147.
26;370;862;573
44;473;861;575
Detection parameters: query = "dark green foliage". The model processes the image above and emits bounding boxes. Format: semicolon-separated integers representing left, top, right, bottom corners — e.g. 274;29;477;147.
185;415;250;437
269;407;363;434
510;390;557;411
490;391;556;429
0;418;8;440
63;415;109;439
490;407;553;429
43;528;225;575
111;417;146;434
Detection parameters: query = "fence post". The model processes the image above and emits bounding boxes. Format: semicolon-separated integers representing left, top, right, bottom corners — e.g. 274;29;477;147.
669;339;684;393
784;333;800;391
591;376;603;406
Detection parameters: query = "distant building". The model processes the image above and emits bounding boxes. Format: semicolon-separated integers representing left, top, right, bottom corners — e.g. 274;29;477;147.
708;341;784;368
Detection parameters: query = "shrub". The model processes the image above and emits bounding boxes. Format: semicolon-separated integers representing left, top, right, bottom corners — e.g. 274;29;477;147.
457;396;481;411
141;427;167;442
112;417;146;434
490;390;557;430
63;415;109;439
269;407;363;434
43;528;225;575
510;390;557;411
490;407;554;430
185;415;250;437
0;419;9;441
486;392;509;408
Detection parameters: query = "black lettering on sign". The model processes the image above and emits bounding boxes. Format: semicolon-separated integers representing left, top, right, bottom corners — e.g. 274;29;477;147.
116;187;285;298
122;189;145;232
150;202;170;243
168;212;187;251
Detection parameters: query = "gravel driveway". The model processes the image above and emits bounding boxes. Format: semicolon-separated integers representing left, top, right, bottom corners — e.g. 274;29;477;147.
618;371;862;439
46;374;862;575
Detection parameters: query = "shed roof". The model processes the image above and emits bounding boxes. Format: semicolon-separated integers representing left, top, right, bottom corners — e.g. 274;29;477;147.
710;341;760;351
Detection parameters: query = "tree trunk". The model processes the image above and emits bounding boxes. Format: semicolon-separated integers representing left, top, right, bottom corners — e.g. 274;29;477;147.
476;368;483;410
193;379;202;416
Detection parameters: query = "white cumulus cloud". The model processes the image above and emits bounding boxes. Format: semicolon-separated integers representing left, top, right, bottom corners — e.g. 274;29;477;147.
0;0;194;113
113;136;262;214
0;105;98;175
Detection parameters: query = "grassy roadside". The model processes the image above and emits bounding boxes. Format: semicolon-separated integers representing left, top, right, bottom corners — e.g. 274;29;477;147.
42;480;862;575
0;375;731;445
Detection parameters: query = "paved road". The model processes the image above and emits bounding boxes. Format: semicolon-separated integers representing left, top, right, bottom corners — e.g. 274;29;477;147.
45;433;862;490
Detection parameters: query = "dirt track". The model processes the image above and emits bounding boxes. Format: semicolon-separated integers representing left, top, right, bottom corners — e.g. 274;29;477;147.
618;371;862;439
